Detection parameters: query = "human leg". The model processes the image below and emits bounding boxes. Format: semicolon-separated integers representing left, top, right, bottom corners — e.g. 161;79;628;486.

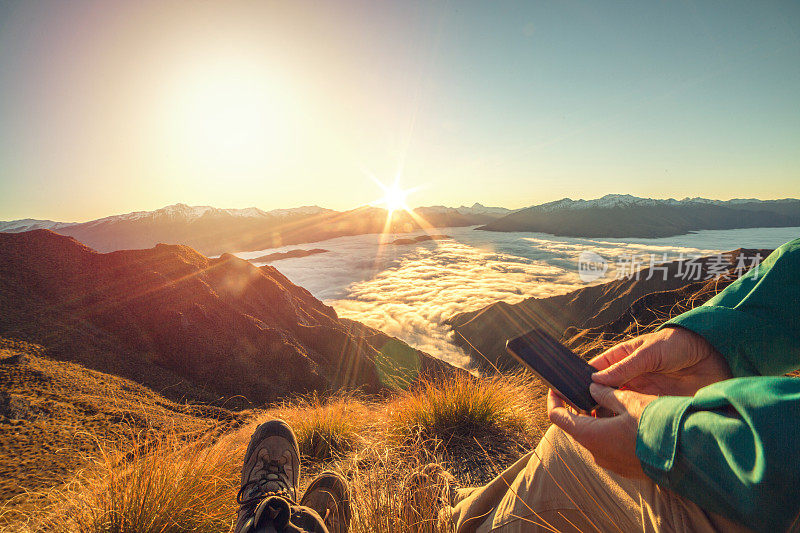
446;425;752;533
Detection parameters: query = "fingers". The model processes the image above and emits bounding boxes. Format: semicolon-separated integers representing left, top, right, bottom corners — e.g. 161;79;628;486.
548;388;650;480
592;344;655;387
547;389;599;448
588;336;642;371
547;388;571;426
547;388;566;413
548;400;593;439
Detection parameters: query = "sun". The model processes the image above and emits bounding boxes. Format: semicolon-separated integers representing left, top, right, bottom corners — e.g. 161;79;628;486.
365;174;433;252
370;176;415;213
382;182;409;213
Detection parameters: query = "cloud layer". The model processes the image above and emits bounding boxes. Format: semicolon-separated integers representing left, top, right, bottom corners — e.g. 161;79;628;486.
236;226;798;367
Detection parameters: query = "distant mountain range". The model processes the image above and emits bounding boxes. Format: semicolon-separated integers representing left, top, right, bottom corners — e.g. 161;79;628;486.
0;230;455;406
530;194;778;211
2;196;798;253
0;203;511;255
479;194;800;238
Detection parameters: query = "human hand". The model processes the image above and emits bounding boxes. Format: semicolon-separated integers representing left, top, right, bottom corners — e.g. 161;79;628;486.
547;384;657;478
589;326;733;396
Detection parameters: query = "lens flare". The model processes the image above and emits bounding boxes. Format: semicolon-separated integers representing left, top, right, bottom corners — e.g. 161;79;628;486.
371;177;412;214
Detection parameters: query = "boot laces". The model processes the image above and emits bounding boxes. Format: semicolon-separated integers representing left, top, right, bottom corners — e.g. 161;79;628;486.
237;459;295;508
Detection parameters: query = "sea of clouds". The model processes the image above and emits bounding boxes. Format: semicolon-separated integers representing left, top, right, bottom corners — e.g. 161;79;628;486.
235;226;800;367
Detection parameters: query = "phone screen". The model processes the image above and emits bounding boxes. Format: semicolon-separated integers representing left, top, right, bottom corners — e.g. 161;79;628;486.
506;327;597;412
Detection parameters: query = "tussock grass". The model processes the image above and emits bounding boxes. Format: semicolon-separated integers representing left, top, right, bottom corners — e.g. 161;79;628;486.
264;392;370;462
388;373;545;450
26;433;240;533
385;373;547;483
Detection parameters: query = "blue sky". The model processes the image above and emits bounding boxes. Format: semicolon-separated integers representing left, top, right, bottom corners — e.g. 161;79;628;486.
0;1;798;221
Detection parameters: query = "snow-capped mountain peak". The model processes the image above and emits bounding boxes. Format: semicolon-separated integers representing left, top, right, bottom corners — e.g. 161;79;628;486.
155;203;274;220
456;203;513;216
0;204;335;235
158;203;214;218
531;194;777;212
536;194;669;211
85;203;274;226
0;219;77;233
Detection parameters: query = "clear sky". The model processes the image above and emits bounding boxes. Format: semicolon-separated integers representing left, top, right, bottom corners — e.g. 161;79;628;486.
1;1;798;222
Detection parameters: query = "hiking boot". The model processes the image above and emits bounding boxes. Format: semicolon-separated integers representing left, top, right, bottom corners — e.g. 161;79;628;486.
299;472;351;533
235;419;301;533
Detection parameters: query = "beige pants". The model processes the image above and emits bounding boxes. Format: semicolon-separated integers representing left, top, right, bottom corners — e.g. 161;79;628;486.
446;426;753;533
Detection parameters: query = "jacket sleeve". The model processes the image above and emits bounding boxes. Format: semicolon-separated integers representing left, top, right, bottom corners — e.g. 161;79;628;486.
636;377;800;532
661;238;800;376
637;238;800;531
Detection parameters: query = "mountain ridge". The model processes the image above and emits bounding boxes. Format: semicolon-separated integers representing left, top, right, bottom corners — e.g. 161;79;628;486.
1;203;511;255
531;193;799;212
0;230;456;406
479;195;800;238
4;195;797;230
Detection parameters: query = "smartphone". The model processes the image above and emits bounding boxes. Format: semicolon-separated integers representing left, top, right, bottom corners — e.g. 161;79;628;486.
506;327;598;413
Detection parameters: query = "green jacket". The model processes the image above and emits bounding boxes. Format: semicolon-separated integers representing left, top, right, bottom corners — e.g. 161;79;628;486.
637;237;800;532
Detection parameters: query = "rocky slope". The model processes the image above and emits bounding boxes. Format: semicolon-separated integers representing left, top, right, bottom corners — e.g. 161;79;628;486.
447;249;771;369
478;195;800;238
0;231;454;406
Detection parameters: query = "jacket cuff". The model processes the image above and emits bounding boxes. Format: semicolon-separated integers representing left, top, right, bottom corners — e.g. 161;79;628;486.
636;395;692;484
659;305;766;377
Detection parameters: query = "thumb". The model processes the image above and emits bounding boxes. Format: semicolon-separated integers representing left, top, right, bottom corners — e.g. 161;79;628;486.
592;347;654;387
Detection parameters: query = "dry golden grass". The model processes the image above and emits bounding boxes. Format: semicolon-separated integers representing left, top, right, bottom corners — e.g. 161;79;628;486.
6;375;550;533
0;339;229;502
385;372;549;484
271;392;370;462
10;433;240;533
388;372;544;444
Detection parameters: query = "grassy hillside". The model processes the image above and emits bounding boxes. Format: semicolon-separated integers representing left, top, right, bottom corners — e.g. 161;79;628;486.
0;337;243;522
2;350;547;533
